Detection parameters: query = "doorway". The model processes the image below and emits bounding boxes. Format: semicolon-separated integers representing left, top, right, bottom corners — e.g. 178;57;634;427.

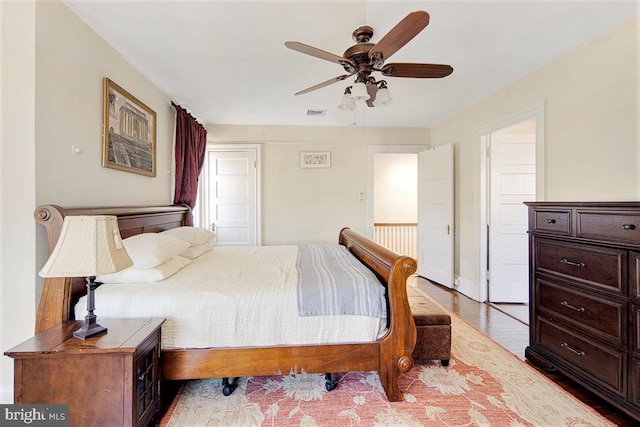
196;144;262;246
367;145;425;258
479;103;545;305
372;152;418;259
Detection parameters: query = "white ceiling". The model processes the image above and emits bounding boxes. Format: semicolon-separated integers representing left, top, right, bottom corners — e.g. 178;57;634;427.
64;0;638;128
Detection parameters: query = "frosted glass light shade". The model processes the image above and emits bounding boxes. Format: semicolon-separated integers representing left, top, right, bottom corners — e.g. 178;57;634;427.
350;82;370;101
337;93;356;111
373;87;393;107
39;215;133;278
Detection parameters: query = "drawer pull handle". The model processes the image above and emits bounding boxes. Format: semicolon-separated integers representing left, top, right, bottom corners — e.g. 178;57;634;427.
560;258;585;268
561;342;586;357
546;219;556;224
560;301;585;312
622;224;636;230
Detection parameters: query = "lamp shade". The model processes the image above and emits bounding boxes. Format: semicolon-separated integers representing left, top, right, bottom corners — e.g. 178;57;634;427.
350;82;370;101
39;215;133;278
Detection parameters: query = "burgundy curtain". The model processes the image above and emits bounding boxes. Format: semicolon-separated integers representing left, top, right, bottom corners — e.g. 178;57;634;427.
173;103;207;209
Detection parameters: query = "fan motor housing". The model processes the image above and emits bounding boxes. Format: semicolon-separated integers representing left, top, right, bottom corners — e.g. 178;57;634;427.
343;43;375;73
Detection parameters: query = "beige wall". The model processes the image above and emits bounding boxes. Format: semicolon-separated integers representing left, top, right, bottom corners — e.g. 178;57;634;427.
35;1;175;207
430;17;639;299
207;125;429;244
0;0;37;399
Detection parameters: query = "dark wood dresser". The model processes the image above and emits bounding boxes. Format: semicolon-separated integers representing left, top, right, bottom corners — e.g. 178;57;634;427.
525;202;640;421
5;318;164;427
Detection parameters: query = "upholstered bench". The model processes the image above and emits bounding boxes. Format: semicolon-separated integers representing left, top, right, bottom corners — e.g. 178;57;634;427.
408;287;451;366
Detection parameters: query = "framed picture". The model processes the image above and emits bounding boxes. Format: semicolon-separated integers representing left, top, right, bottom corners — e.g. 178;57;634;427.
102;77;156;176
300;151;331;169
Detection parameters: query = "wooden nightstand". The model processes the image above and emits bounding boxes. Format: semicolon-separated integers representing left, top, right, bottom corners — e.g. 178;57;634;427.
5;318;164;427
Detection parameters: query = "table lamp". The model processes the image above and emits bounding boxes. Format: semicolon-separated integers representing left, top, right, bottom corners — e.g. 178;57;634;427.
39;215;133;339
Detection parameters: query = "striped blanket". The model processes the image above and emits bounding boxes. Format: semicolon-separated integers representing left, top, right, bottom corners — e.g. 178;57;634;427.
296;243;387;318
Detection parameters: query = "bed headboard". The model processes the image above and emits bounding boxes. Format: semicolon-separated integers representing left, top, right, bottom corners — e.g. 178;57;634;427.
34;204;192;333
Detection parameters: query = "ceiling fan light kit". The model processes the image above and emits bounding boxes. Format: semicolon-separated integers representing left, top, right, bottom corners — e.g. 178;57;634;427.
373;86;392;107
350;82;370;101
285;10;452;112
337;87;356;111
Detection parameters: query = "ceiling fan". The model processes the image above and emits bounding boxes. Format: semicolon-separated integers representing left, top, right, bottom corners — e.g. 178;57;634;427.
284;10;453;108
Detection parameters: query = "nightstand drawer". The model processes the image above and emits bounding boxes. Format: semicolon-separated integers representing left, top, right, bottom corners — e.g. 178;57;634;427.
537;318;626;396
532;209;571;235
537;278;625;345
577;210;640;244
135;332;161;426
535;238;626;295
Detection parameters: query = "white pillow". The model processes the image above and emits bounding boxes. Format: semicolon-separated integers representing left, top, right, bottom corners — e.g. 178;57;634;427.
96;256;191;283
161;226;216;246
179;241;214;259
123;233;191;268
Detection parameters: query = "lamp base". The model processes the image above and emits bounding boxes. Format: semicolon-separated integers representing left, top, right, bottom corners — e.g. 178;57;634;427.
73;319;107;340
73;276;108;340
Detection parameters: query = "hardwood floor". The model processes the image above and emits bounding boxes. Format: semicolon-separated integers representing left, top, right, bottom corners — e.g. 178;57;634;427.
413;276;638;426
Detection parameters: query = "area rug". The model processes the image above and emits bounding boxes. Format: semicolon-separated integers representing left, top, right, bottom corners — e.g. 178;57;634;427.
160;293;614;427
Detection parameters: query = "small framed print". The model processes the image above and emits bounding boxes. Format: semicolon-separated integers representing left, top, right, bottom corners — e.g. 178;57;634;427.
300;152;331;169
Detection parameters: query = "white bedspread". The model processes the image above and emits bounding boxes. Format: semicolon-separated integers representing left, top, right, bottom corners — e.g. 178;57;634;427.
76;246;387;349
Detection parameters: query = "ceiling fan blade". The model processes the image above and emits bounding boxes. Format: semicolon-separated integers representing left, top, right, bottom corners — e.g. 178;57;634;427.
285;41;352;66
380;63;453;78
368;11;430;64
294;74;353;95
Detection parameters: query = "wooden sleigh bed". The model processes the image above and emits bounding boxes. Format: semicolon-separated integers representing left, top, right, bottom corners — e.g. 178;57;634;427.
34;204;418;402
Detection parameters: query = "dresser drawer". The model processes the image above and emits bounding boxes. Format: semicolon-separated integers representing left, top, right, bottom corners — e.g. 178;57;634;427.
577;210;640;244
537;279;625;345
537;318;626;396
535;238;627;295
532;209;571;235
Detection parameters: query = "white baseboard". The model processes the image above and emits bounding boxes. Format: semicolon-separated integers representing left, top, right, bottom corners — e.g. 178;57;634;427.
0;384;13;404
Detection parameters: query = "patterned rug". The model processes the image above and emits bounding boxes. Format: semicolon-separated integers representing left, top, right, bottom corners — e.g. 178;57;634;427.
160;293;614;426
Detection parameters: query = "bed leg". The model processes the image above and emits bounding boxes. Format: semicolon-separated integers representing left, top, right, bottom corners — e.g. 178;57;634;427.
222;377;238;396
379;355;413;402
324;373;337;391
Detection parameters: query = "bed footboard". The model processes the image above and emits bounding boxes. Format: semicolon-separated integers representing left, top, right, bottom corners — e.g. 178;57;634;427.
339;227;418;400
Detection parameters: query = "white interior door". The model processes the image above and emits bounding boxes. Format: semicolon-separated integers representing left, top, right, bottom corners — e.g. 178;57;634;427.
206;149;258;246
488;129;535;302
418;144;454;287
